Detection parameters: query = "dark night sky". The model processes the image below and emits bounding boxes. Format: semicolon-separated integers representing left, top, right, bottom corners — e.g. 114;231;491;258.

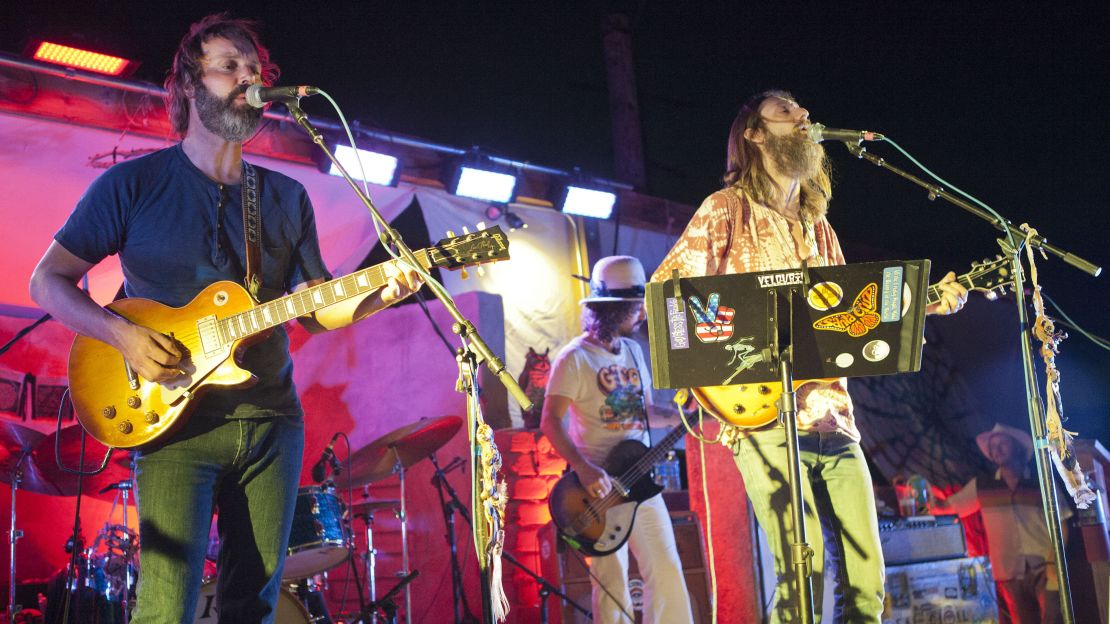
3;2;1108;432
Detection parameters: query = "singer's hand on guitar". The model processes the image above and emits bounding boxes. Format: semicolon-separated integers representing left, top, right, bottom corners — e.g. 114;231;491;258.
926;271;968;316
574;460;613;498
111;320;184;383
379;258;424;305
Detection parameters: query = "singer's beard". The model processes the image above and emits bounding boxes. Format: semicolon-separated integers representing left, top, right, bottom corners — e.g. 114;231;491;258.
194;83;263;143
764;130;825;181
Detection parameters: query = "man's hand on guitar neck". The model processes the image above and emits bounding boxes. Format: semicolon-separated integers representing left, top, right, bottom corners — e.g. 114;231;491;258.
925;271;968;316
109;319;185;384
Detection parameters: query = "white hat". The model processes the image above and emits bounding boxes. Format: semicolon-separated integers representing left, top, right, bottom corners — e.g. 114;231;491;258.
579;256;647;304
976;423;1034;463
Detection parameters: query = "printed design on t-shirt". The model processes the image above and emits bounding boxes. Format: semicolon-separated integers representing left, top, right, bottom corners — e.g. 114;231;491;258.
596;364;646;430
688;293;736;343
813;282;880;338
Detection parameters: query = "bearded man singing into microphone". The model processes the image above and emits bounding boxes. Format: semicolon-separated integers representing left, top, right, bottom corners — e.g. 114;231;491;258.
651;90;968;622
29;14;421;622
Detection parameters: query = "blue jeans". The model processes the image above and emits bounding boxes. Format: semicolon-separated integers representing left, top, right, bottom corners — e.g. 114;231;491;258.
132;413;304;624
733;428;885;623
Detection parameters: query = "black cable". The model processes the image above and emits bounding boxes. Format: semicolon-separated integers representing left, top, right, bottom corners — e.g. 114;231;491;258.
58;389;86;624
564;543;634;623
0;313;51;357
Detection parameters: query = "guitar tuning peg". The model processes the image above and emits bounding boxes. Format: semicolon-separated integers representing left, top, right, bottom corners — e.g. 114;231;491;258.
476;266;486;277
446;230;456;238
462;225;471;234
460;268;469;280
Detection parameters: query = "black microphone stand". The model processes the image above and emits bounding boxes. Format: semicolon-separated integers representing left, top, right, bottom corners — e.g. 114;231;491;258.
842;140;1102;624
430;450;591;623
284;100;530;624
430;453;480;624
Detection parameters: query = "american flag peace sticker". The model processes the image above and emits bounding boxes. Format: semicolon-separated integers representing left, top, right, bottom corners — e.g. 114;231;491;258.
688;293;736;343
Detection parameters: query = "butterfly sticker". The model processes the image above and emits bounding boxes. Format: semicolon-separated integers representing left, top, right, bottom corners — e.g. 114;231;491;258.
813;282;881;338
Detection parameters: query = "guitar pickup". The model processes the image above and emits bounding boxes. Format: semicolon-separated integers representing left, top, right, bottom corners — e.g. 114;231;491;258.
197;314;223;355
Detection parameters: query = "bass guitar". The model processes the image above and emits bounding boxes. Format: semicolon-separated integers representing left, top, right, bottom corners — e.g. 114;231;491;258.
68;227;509;449
691;257;1013;428
548;423;688;557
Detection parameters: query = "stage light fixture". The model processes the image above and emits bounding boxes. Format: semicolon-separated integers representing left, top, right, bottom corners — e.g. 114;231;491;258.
329;144;400;186
30;41;136;76
447;153;518;204
559;185;618;219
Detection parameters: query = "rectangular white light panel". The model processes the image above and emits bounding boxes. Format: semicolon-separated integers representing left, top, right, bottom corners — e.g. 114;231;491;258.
454;166;517;203
562;186;617;219
330;144;399;186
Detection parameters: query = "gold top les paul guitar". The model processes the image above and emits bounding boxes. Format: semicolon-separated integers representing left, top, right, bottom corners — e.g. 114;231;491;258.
690;257;1013;429
68;227;509;450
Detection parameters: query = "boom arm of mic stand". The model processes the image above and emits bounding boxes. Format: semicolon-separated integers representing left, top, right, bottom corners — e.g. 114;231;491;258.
842;143;1101;277
286;101;533;411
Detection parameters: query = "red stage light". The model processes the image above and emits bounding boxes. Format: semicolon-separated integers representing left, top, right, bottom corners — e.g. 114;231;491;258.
31;41;132;76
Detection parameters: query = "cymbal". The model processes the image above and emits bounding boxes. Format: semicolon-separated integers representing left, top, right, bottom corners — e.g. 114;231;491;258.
38;425;135;500
348;416;462;486
349;498;401;516
0;421;60;496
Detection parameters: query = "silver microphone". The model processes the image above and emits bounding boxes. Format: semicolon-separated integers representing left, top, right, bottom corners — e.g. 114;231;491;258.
805;122;884;144
244;84;319;108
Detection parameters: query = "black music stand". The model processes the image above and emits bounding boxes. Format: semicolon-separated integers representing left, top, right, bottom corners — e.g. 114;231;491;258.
646;259;932;623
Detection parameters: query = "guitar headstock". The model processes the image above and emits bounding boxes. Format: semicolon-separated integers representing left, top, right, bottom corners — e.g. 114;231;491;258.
428;225;511;271
966;255;1016;300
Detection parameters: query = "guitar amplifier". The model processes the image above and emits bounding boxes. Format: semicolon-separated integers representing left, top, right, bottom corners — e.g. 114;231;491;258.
538;511;711;624
878;515;967;565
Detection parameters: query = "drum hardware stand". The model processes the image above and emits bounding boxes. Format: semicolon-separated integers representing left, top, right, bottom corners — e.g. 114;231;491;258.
353;491;381;624
430;453;480;624
99;472;136;624
842;140;1102;624
386;449;414;624
7;451;30;622
366;570;419;624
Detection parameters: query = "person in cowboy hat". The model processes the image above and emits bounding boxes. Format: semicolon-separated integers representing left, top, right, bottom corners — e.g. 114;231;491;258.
936;423;1070;624
541;256;694;624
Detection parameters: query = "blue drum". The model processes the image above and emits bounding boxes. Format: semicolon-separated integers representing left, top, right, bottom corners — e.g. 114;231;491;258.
283;485;351;580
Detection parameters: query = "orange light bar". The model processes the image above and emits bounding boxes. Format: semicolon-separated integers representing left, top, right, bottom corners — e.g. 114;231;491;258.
32;41;131;76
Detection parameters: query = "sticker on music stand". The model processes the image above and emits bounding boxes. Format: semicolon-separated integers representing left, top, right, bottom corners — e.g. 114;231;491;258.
880;266;903;322
665;297;690;350
806;281;844;311
689;293;735;343
862;339;891;362
813;283;879;338
902;282;912;318
835;352;855;368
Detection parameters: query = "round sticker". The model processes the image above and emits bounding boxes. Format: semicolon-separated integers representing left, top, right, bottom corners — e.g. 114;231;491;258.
862;339;891;362
901;282;912;318
807;281;844;311
835;352;855;368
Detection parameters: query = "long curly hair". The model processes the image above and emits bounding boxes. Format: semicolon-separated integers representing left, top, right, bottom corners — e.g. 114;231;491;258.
163;13;280;137
582;301;642;344
723;89;832;221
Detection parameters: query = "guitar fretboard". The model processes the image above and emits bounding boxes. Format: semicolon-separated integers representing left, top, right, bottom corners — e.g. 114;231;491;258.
619;423;689;484
217;248;435;344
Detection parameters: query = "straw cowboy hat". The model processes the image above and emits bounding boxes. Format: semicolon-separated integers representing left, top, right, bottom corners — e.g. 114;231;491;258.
976;423;1034;463
579;255;647;304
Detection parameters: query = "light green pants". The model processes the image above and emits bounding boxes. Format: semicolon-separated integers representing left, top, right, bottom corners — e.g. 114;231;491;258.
734;428;885;623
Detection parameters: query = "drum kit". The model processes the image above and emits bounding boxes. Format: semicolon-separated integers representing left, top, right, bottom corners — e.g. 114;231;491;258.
2;415;463;624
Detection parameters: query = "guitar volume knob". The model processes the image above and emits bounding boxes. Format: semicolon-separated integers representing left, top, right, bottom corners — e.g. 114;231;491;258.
144;411;160;424
732;404;746;415
102;406;117;419
758;385;772;395
126;396;141;409
117;421;133;434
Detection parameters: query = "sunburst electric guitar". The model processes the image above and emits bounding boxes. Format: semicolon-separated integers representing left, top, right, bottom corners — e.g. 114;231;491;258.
548;423;688;557
691;257;1014;428
68;227;510;449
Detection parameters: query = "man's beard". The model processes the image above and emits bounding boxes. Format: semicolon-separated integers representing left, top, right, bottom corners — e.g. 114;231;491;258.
764;130;825;180
193;82;263;142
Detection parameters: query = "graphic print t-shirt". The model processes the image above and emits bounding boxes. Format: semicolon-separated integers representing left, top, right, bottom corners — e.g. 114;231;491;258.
546;336;653;464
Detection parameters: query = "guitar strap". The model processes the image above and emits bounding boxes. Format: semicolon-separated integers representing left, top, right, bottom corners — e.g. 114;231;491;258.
241;160;262;301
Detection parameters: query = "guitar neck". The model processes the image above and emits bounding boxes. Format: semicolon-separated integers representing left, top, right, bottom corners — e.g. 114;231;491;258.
220;250;434;342
621;422;689;484
924;265;989;306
